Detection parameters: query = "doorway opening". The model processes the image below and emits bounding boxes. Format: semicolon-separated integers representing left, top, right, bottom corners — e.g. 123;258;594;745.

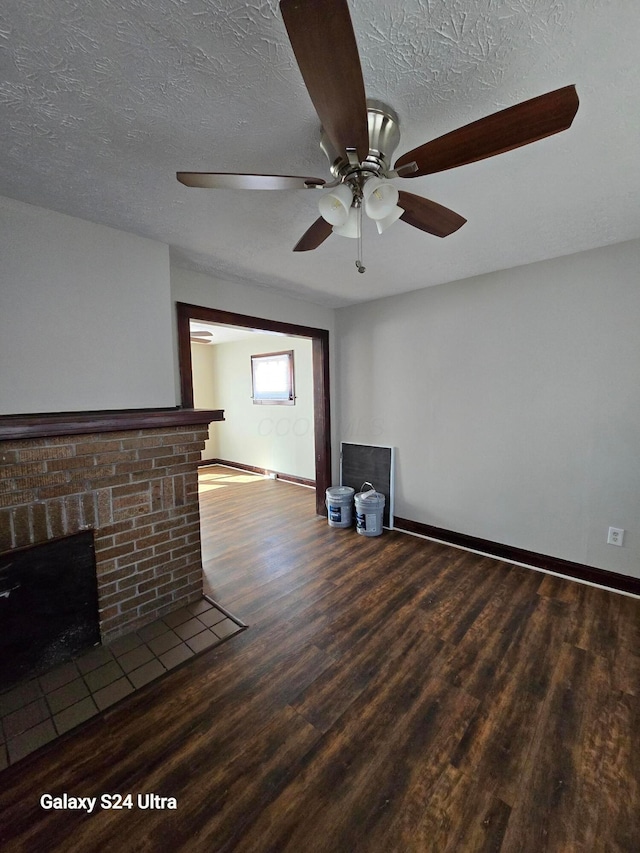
176;303;331;516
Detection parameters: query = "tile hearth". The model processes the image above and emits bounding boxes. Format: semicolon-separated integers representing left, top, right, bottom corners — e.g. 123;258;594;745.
0;597;245;770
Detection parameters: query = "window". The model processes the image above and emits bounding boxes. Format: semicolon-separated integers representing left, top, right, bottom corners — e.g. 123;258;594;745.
251;350;295;405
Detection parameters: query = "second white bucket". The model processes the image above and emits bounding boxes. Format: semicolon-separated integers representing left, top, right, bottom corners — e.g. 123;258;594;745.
326;485;355;528
355;483;386;537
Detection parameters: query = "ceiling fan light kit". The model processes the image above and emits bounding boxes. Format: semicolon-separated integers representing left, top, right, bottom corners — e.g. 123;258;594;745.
332;205;362;239
362;176;400;221
318;182;353;227
176;0;579;272
376;205;404;235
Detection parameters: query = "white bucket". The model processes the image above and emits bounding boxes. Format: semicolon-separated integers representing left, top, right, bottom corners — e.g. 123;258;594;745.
355;482;385;537
326;486;355;528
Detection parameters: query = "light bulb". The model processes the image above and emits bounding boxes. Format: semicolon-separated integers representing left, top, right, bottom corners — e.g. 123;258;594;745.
333;206;361;238
363;177;399;220
318;183;353;227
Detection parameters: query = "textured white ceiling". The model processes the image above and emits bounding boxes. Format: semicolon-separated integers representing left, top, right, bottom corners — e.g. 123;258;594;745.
1;0;639;307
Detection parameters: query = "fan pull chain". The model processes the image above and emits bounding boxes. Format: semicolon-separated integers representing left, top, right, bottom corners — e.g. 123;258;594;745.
355;203;365;274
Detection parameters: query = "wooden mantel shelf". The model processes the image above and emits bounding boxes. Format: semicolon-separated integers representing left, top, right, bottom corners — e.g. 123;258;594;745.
0;408;224;441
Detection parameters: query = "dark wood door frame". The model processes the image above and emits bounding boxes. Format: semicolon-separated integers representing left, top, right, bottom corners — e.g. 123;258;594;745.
176;302;331;516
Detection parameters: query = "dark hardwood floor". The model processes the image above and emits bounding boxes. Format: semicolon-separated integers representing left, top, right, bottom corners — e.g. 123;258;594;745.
1;465;639;852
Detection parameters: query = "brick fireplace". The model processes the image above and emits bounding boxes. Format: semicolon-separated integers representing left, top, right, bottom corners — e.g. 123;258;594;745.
0;409;223;643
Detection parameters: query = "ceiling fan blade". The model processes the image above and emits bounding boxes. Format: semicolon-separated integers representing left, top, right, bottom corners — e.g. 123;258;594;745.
293;217;334;252
398;191;466;238
280;0;369;163
395;85;579;177
177;172;325;190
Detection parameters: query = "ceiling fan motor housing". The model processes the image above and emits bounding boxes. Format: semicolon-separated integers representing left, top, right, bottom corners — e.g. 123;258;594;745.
320;100;401;181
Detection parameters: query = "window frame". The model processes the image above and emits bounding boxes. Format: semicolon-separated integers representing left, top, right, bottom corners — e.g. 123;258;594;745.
250;349;295;406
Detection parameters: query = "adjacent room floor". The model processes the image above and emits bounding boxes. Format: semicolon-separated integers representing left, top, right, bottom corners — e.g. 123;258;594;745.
0;465;638;852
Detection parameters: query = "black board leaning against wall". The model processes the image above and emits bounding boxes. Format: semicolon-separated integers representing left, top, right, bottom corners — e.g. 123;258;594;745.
340;442;394;528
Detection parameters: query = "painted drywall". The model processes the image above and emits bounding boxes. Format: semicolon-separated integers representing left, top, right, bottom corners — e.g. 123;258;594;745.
192;335;315;480
0;195;176;414
336;239;640;578
190;342;220;458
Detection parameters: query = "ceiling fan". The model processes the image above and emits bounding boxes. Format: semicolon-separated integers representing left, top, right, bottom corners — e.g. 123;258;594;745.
190;330;213;344
177;0;579;268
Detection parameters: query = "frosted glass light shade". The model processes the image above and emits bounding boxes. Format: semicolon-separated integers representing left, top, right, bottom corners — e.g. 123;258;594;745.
363;177;399;220
333;206;361;238
376;204;404;233
318;183;353;226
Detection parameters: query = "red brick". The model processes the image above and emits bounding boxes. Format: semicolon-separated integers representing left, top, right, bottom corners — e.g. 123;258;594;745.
102;518;135;536
95;542;134;563
19;471;69;490
152;517;184;535
138;593;176;616
111;482;150;498
81;493;97;528
172;542;201;563
30;502;48;543
93;450;137;465
120;436;158;450
131;531;166;550
64;495;82;532
161;476;175;509
112;492;150;511
94;533;115;550
10;505;30;547
0;489;37;509
0;509;12;551
136;447;170;461
115;547;154;569
171;520;200;539
98;604;120;622
19;445;74;462
133;509;170;528
96;490;113;525
153;539;176;557
148;481;162;513
118;460;154;476
113;524;153;546
46;501;65;539
118;589;155;614
128;569;157;590
133;553;171;574
84;475;132;490
36;482;85;500
99;565;137;584
74;439;123;455
68;465;116;483
46;456;93;472
95;558;117;579
2;462;47;478
98;581;118;599
112;503;151;523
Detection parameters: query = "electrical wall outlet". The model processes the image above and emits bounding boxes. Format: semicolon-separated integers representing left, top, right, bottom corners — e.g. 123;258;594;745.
607;527;625;546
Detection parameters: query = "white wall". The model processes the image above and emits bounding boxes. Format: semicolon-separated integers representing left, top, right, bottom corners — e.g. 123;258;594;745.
0;196;176;414
192;335;315;480
336;239;640;578
191;342;219;458
170;266;335;331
